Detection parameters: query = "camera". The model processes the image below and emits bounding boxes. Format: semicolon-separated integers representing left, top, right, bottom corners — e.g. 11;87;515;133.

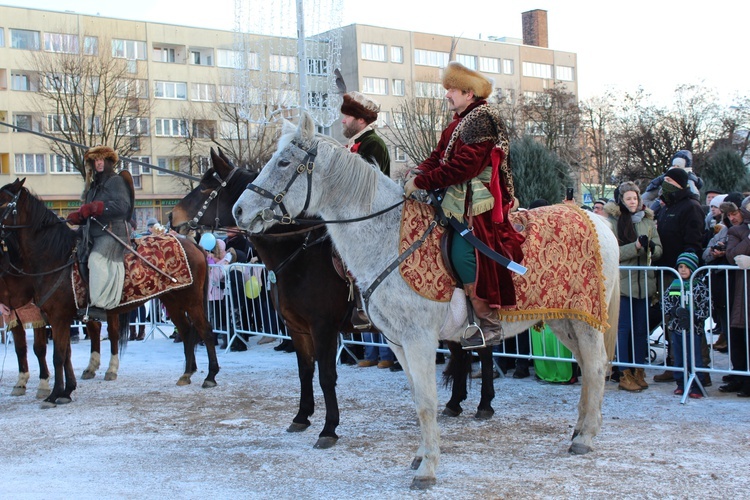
712;242;726;251
637;234;649;249
565;188;574;201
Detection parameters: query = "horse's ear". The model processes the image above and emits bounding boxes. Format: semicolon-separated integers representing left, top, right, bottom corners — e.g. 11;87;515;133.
210;147;220;166
13;178;26;189
297;111;316;147
281;118;296;137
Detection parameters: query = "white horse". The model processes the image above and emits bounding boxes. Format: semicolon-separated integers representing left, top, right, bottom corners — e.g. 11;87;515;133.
233;112;620;489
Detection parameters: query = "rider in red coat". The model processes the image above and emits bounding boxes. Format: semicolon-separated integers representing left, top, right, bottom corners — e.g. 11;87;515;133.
404;61;524;349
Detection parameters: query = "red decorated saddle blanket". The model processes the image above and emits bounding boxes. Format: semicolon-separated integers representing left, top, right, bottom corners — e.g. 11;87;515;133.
72;234;194;309
0;302;46;329
398;201;607;331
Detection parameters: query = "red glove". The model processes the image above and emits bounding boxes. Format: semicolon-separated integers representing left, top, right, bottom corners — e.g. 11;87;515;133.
80;201;104;218
67;211;83;225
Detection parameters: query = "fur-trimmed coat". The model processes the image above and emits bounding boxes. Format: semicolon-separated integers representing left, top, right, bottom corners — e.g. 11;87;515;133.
349;129;391;176
83;170;133;262
603;202;663;299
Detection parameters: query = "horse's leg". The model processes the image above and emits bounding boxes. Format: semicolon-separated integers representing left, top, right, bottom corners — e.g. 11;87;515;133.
103;318;120;381
171;310;197;386
287;331;315;433
42;319;76;408
441;341;469;417
32;327;51;399
400;335;440;490
82;321;101;379
191;304;220;388
313;327;340;449
559;322;606;455
11;324;30;396
476;346;496;420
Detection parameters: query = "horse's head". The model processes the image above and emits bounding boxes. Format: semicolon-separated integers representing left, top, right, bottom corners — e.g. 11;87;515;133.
0;178;29;228
170;147;258;234
233;112;321;233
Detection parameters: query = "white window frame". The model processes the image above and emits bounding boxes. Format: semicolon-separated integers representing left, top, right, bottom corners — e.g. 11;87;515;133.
15;153;45;174
157;157;183;176
362;77;387;95
217;49;243;69
13;114;42;132
154;118;188;137
44;33;79;54
111;39;147;60
556;65;575;82
502;59;514;75
269;55;297;73
392;79;405;97
415;81;443;99
522;61;553;79
0;28;4;48
307;58;328;75
116;78;149;99
191;83;216;102
47;114;81;134
395;146;407;162
307;91;329;109
49;154;78;174
456;54;477;70
361;43;386;62
121;156;151;188
10;29;40;50
414;49;449;68
479;57;500;74
391;46;403;64
392;112;405;130
375;111;389;128
11;72;33;91
83;36;98;56
153;46;176;63
154;81;187;100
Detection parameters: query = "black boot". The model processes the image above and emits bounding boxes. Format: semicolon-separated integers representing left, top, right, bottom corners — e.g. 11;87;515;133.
129;325;137;341
135;325;145;341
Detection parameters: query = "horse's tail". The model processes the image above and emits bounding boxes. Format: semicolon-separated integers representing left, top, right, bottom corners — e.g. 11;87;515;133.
441;340;472;389
118;312;130;354
603;273;620;362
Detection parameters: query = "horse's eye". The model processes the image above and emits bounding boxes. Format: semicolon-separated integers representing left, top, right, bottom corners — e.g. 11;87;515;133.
278;159;291;168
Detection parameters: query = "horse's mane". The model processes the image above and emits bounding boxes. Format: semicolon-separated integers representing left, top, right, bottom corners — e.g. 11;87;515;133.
19;187;78;263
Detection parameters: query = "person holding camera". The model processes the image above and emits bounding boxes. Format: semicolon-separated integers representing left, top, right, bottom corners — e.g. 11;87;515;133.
603;182;662;392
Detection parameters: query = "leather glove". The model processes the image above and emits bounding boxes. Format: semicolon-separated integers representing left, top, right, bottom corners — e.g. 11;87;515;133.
66;210;83;225
675;306;691;330
80;201;104;218
404;177;418;198
637;234;649;250
734;254;750;269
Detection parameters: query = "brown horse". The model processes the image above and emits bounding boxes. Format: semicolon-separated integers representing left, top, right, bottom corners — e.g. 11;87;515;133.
171;148;352;448
0;179;218;408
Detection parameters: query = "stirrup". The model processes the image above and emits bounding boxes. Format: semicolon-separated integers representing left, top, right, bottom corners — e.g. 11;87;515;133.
460;322;486;350
351;307;373;331
78;306;107;323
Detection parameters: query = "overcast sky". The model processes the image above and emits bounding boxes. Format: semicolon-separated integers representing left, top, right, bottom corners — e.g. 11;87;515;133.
3;0;747;105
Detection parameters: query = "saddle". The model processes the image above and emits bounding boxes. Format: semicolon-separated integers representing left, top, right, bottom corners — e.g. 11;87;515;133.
331;249;372;330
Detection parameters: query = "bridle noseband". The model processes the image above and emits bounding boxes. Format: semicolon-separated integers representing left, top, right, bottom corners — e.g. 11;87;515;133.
171;164;240;234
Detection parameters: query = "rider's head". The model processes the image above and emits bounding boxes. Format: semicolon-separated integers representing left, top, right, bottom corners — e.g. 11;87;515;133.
83;146;119;195
340;91;380;139
442;61;492;114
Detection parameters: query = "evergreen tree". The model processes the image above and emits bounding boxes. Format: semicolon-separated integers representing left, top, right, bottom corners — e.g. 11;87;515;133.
702;147;750;194
510;136;572;208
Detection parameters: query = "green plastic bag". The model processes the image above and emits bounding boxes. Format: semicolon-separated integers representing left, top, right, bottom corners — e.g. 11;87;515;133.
530;324;574;383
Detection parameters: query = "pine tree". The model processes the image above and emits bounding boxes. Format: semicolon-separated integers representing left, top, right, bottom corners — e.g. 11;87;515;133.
510;136;572;208
702;147;750;194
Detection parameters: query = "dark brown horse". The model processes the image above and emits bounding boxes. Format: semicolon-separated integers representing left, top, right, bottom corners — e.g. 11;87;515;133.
172;148;352;448
0;179;218;408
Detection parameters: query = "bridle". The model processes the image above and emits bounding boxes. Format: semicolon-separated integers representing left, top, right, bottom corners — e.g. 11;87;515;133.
171;165;242;234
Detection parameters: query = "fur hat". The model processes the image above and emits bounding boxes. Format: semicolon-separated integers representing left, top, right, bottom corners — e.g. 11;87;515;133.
618;181;641;196
664;167;689;188
340;92;380;124
676;252;699;272
83;146;119;197
720;192;744;214
441;61;493;99
670;150;693;170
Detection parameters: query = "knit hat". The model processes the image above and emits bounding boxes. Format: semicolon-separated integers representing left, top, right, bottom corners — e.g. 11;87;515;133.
676;252;699;272
442;61;493;99
146;217;158;227
670;150;693;170
595;198;609;206
664;167;689;188
340;92;380;124
709;194;727;208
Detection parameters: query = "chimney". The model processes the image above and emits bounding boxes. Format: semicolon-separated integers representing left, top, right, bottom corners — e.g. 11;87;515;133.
522;9;548;48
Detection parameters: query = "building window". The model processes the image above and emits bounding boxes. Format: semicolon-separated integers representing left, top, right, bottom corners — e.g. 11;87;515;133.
479;57;500;73
494;88;515;104
111;39;147;60
362;77;387;95
456;54;477;70
153;46;175;63
391;46;403;64
414;49;449;68
0;28;4;48
361;43;386;61
115;78;149;99
217;49;243;68
502;59;514;75
44;33;79;54
395;147;407;162
392;79;405;97
15;153;45;174
192;121;215;139
270;55;297;73
307;58;328;75
44;74;80;94
218;85;241;104
191;83;216;102
375;111;389;128
13;114;42;132
49;154;78;174
392;112;405;129
556;66;574;82
11;72;35;91
415;81;443;99
157;157;183;175
154;81;187;100
307;91;329;109
522;61;552;79
121;156;150;188
83;36;98;56
47;114;81;134
10;29;40;50
220;121;248;140
155;118;187;137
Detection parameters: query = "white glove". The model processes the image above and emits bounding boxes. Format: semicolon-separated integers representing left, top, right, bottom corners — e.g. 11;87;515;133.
734;254;750;269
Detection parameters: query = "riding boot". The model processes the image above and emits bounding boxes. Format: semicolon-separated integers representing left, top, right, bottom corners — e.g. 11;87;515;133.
350;279;373;330
461;283;503;350
129;325;137;341
633;368;649;389
135;325;145;341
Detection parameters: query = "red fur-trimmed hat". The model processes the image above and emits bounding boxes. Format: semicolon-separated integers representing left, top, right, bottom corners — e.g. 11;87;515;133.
340;92;380;124
442;61;493;99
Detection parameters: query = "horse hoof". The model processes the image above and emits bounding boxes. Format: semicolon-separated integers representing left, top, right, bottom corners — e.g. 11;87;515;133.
104;372;117;381
176;375;192;386
442;406;461;417
568;442;592;455
313;436;338;449
81;370;96;380
40;400;57;409
410;457;422;470
287;422;310;433
11;386;26;396
201;379;217;389
410;476;436;490
56;397;73;405
36;389;51;399
474;409;494;420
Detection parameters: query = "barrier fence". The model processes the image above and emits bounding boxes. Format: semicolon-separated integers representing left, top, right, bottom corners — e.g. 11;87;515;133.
4;262;749;405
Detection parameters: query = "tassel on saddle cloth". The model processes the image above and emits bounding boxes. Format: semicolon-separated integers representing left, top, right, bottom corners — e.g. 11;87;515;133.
72;234;193;309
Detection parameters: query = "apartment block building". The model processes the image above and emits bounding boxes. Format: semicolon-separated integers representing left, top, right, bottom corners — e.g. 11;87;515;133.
0;5;577;225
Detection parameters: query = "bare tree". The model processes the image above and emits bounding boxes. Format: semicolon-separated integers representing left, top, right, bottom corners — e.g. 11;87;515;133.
520;84;582;167
212;99;281;172
167;106;216;190
27;34;152;177
579;95;618;200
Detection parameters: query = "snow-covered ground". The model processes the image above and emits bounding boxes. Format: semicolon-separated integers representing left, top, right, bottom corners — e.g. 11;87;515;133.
1;328;748;499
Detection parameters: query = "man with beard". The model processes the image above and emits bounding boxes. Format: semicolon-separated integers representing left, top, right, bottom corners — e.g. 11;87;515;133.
340;91;390;175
